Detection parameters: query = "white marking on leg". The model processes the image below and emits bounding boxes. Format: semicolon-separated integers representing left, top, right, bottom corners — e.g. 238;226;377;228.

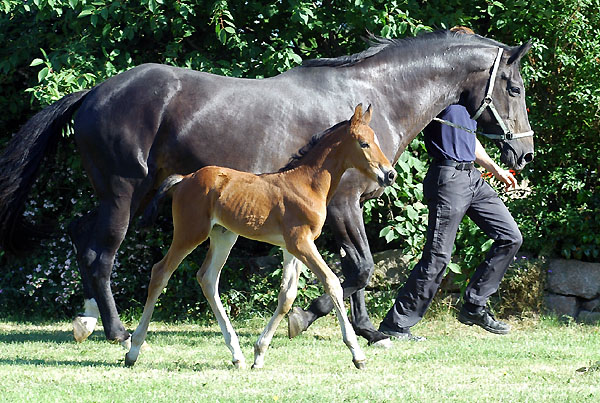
198;228;246;368
253;250;301;369
72;298;99;342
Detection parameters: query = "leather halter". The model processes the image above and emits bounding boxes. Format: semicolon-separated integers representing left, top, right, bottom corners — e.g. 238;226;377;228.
434;47;534;141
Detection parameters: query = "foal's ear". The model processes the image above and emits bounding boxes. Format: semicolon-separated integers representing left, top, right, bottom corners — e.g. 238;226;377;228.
363;104;373;124
352;103;364;125
507;40;532;65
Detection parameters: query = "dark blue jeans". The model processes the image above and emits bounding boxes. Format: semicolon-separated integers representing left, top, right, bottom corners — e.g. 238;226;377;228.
382;164;523;329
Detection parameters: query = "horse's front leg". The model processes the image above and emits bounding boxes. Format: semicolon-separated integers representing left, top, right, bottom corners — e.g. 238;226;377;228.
289;238;366;369
196;227;244;368
253;250;302;369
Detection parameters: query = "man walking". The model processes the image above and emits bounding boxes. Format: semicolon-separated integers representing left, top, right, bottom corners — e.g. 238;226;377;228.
379;104;523;339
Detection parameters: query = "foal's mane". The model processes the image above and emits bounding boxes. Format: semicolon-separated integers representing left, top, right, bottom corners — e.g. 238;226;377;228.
279;120;349;172
301;30;508;68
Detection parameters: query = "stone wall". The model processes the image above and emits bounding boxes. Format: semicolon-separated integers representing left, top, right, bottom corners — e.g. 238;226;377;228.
251;250;600;323
545;259;600;323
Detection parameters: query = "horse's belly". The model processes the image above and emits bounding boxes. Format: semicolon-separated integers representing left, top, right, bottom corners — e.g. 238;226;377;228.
212;179;284;246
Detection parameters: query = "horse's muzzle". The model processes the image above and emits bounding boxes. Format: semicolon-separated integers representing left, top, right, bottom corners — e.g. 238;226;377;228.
379;167;396;187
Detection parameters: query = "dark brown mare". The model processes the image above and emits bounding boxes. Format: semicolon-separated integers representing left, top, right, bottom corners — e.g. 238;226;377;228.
125;104;394;369
0;31;534;348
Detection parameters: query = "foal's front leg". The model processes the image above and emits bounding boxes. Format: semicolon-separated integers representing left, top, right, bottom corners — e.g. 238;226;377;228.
253;250;302;369
291;239;366;369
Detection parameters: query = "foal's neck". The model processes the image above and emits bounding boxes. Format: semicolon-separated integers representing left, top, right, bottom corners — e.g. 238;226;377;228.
285;128;349;205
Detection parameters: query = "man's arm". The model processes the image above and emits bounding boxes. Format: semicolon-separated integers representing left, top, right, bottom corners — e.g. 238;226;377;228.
474;138;518;191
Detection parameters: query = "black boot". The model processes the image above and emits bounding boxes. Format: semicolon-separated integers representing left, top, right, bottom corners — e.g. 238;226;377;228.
458;306;510;334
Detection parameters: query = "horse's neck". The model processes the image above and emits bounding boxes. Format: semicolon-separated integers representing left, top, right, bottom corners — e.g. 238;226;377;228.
342;44;494;162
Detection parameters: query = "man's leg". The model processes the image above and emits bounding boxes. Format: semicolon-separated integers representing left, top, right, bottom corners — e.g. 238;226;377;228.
380;166;471;334
458;174;522;333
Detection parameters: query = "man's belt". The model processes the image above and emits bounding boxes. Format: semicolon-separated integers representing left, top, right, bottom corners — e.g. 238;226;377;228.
434;159;475;171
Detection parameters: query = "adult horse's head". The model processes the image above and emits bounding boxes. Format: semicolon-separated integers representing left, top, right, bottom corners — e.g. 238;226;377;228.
462;39;534;170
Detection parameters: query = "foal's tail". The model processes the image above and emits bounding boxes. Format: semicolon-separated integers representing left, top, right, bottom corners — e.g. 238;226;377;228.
0;90;90;250
139;174;185;228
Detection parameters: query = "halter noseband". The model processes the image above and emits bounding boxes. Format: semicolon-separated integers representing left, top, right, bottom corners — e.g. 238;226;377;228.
434;47;534;141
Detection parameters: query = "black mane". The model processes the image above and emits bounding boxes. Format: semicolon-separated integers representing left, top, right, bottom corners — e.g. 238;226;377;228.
279;120;349;172
301;30;509;68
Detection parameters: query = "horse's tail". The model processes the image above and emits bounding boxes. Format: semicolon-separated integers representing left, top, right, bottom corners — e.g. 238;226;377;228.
139;174;185;228
0;90;91;250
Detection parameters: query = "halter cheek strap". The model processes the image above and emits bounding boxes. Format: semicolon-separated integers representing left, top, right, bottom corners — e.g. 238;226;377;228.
434;47;534;141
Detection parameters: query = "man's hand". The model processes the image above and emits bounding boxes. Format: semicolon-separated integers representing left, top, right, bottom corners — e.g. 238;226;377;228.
491;167;518;191
474;138;518;191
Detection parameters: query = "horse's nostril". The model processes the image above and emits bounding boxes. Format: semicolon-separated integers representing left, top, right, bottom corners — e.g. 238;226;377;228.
387;169;396;184
524;152;534;163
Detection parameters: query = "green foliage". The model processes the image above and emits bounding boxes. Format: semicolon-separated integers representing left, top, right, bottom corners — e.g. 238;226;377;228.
364;138;428;263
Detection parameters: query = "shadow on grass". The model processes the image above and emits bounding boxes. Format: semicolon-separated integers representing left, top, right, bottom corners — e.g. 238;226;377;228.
0;329;74;344
0;357;123;368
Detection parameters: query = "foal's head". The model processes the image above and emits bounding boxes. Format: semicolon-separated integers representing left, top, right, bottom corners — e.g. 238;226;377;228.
346;104;396;187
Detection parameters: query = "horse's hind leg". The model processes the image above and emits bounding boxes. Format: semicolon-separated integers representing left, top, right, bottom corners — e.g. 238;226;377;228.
69;211;101;343
289;238;366;369
125;244;193;366
196;227;243;368
253;250;302;369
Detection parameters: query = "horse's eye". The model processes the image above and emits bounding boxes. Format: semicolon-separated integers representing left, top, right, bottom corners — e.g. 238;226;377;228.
359;140;370;149
509;86;521;96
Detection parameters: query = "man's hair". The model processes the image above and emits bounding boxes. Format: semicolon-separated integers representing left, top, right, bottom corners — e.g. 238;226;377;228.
450;26;475;35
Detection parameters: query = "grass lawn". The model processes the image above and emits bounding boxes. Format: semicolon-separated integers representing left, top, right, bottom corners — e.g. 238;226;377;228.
0;311;599;402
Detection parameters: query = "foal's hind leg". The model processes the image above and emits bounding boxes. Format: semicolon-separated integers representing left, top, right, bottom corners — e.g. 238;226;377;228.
289;238;366;369
253;250;302;369
196;227;243;368
125;244;196;366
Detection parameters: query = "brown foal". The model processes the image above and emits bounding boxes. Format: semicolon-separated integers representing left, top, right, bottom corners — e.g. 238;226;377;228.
125;104;396;369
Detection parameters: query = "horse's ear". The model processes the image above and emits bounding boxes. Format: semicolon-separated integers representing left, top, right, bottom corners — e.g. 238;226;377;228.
507;40;532;65
363;104;373;124
351;103;363;125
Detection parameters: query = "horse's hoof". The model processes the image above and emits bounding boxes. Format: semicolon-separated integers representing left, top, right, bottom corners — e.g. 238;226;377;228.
72;316;94;343
251;363;263;370
287;307;308;339
124;353;136;367
233;360;247;370
353;359;367;370
120;336;132;350
370;337;393;349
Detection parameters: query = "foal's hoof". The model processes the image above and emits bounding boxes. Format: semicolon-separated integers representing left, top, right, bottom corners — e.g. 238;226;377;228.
232;360;247;370
353;359;367;370
287;307;308;339
72;316;94;343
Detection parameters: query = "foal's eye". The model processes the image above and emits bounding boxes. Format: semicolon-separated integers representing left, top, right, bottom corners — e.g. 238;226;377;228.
359;140;370;149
